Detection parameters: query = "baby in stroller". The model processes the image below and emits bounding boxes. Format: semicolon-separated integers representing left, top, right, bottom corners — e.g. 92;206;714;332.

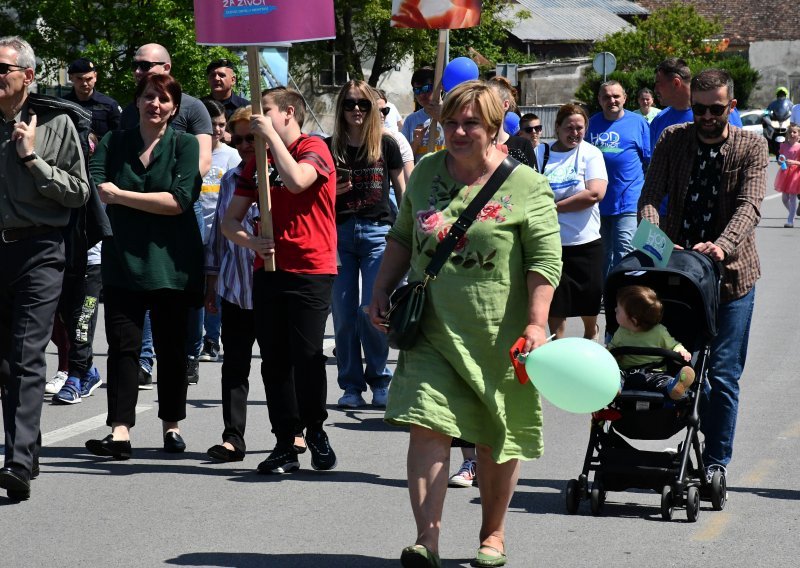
608;285;695;400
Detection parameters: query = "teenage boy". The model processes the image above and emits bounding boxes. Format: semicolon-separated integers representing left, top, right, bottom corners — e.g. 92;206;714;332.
401;66;444;163
222;87;338;474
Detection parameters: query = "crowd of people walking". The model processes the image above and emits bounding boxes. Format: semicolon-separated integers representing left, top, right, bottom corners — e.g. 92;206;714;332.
0;34;769;568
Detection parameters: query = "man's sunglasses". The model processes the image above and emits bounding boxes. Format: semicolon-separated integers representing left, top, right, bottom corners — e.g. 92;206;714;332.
522;125;543;133
412;84;434;96
343;98;372;112
0;63;27;75
231;134;255;145
131;61;166;72
691;102;731;117
380;107;391;117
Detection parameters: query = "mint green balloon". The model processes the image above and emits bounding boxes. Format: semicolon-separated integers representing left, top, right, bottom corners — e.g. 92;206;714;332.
524;337;619;413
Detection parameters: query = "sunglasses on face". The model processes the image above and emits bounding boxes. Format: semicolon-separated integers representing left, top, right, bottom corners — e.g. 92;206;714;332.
131;60;166;72
412;84;434;96
0;62;26;75
522;125;543;133
343;98;372;112
231;134;255;146
691;102;731;117
379;107;391;117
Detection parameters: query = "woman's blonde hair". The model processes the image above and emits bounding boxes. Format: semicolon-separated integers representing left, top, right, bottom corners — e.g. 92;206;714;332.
441;80;504;140
331;80;383;166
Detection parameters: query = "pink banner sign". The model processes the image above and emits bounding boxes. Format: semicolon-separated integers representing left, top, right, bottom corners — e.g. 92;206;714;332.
194;0;335;45
391;0;482;29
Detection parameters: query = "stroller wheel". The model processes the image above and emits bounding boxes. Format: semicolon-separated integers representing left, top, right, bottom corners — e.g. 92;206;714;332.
565;479;581;514
590;480;606;516
686;486;700;522
711;471;727;511
660;485;674;521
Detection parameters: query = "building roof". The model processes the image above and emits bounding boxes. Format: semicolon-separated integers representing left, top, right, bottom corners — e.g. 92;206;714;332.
508;2;635;42
515;0;648;16
635;0;800;43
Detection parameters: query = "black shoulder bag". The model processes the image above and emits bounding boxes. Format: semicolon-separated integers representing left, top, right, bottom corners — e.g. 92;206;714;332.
386;157;519;350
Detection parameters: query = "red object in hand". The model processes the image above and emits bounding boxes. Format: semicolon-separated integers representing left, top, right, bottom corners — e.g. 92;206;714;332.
509;337;529;385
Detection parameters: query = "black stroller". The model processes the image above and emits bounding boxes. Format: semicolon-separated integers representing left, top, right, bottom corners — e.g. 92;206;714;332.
564;249;726;522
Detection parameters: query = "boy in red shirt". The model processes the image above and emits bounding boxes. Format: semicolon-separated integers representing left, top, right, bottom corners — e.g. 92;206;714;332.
222;87;337;474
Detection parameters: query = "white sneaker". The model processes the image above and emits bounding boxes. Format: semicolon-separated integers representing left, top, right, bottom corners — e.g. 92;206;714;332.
448;458;478;488
45;371;68;395
371;387;389;408
337;392;367;408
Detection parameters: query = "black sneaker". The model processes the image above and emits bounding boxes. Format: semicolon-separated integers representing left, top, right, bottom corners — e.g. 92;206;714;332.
186;356;199;385
138;367;153;390
257;445;300;474
306;429;337;471
198;340;219;362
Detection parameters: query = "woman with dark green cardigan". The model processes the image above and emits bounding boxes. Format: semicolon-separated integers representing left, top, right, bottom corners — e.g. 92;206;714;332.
85;73;203;459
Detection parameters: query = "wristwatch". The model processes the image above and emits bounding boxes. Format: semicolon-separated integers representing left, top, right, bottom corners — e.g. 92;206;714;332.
20;152;37;163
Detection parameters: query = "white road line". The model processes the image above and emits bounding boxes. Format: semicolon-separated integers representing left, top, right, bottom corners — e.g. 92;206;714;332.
0;405;152;454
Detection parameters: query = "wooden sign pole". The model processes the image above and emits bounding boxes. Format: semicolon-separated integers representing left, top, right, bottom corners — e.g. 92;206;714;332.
246;45;276;272
426;29;448;154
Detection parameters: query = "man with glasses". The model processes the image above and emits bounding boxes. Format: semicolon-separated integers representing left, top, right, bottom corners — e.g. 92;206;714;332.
518;113;542;148
120;43;212;388
638;68;767;485
203;58;249;120
587;81;650;279
63;58;121;138
0;36;90;500
401;66;444;163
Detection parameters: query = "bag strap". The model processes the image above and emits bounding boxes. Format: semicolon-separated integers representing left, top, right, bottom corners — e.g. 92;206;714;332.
423;156;519;279
537;142;550;173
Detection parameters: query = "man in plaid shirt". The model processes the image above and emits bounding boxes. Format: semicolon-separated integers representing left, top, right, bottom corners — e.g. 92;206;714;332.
639;68;768;483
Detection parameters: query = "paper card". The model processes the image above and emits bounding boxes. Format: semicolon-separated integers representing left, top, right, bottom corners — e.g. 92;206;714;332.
631;219;673;267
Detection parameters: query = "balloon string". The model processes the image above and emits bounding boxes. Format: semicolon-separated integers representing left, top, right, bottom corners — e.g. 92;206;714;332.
516;334;556;363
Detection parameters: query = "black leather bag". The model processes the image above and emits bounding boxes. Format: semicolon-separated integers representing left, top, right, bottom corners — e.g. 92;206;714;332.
385;157;518;350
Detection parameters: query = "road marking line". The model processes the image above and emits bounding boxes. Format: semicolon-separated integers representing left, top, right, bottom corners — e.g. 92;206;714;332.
0;405;152;454
779;421;800;438
764;193;781;201
693;512;730;541
741;458;777;485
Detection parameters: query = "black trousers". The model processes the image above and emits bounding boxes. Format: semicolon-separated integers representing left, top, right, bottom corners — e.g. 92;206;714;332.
104;287;190;427
56;263;102;375
0;232;64;472
253;270;333;446
219;299;256;452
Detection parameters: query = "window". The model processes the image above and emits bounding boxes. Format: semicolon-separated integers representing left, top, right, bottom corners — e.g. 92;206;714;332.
319;52;348;87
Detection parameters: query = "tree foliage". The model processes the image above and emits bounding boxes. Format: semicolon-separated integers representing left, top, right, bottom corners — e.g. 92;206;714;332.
1;0;235;105
576;3;760;112
290;0;534;90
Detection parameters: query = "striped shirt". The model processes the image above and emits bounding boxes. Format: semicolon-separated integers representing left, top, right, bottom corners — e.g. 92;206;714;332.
204;164;258;310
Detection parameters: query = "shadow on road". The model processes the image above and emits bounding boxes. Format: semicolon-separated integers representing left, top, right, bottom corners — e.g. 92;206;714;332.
165;552;473;567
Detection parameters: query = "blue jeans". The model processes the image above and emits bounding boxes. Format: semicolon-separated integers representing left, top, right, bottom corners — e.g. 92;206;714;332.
139;310;154;373
203;295;222;346
332;218;392;394
600;213;637;280
700;286;756;468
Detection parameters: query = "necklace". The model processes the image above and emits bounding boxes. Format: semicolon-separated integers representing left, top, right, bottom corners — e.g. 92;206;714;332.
447;153;489;186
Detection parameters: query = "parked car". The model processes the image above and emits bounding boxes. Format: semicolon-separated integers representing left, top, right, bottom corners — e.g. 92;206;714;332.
739;109;764;137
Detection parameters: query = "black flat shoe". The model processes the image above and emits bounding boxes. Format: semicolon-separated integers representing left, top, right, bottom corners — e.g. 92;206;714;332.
207;444;245;462
85;435;132;460
164;431;186;453
0;466;31;501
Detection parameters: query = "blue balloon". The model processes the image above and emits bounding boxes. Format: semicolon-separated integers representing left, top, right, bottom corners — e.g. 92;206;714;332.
504;112;520;136
442;57;480;92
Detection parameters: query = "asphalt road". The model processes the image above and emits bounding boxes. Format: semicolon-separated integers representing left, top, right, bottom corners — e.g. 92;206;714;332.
1;163;798;567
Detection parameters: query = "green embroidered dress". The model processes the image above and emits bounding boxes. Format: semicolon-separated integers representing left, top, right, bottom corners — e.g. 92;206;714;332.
385;151;562;462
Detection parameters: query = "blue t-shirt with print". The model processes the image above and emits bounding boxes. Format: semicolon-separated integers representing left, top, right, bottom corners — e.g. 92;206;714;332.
588;111;651;216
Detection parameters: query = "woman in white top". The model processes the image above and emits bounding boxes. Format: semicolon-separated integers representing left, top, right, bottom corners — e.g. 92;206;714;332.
535;104;608;339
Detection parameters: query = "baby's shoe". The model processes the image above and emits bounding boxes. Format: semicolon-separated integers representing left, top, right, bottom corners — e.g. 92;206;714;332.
667;366;696;400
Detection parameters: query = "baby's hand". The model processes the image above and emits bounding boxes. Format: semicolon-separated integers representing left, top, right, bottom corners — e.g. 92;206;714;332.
680;349;691;362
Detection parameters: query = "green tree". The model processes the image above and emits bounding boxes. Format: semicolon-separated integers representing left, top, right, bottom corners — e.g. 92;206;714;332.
576;3;759;112
290;0;534;90
2;0;235;104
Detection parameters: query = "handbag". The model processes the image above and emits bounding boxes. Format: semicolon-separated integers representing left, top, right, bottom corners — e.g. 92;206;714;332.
386;157;519;350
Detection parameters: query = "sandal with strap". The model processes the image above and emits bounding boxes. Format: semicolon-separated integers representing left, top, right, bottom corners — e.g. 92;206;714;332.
400;544;441;568
471;545;507;567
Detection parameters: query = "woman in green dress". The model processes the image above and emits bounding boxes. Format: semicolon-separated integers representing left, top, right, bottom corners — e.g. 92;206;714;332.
369;81;562;568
